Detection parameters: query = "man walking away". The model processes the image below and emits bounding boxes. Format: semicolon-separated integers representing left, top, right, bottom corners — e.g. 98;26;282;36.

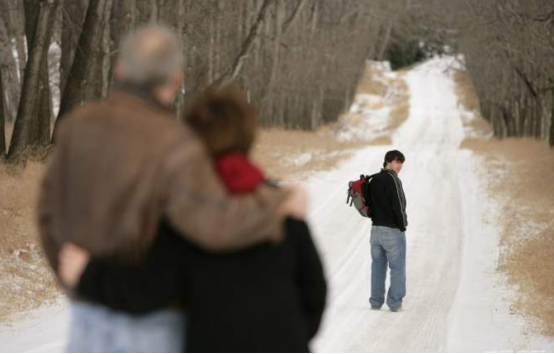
368;150;407;312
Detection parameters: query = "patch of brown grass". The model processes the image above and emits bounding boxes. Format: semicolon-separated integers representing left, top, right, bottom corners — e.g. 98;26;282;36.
253;127;365;180
389;100;410;131
368;135;392;145
464;137;554;336
453;70;493;138
334;66;410;145
357;79;387;96
383;76;410;132
467;118;492;135
453;70;481;114
0;161;59;322
356;66;388;96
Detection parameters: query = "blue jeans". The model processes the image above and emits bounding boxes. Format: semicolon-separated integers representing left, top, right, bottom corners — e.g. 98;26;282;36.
369;226;406;310
67;301;185;352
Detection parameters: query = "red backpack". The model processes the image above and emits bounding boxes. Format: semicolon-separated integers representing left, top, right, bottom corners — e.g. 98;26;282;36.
346;174;377;218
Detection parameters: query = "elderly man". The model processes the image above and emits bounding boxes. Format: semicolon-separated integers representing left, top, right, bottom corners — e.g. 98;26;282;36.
38;25;305;352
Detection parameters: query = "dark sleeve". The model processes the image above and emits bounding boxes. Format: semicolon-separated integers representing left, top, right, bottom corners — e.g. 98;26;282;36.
77;231;185;314
288;218;327;339
386;175;406;232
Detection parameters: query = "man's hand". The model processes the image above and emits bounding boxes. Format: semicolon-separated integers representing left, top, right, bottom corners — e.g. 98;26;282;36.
58;243;90;289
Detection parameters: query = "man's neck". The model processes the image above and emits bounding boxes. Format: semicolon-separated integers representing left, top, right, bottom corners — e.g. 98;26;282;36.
114;81;172;112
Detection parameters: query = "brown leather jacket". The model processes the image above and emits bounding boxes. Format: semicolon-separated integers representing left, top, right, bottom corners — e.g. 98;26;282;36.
38;88;287;274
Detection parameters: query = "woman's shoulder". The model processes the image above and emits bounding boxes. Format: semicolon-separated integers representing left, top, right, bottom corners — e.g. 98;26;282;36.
283;217;314;248
284;217;309;232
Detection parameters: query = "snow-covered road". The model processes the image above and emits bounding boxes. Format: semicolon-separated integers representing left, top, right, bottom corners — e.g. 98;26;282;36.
1;58;553;352
309;58;554;352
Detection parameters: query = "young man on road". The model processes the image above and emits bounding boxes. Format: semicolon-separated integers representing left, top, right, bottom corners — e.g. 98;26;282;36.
368;150;407;312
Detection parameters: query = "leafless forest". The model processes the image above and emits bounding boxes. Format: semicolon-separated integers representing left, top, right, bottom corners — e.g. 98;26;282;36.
0;0;553;162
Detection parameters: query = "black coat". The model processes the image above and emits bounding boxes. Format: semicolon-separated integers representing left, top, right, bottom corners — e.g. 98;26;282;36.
369;169;408;231
77;217;327;353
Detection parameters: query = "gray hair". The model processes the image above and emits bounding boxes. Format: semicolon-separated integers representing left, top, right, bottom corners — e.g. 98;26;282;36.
118;25;184;88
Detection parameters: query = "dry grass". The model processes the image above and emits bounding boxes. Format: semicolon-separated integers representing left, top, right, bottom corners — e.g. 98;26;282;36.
456;65;554;336
357;66;388;96
253;128;365;181
0;161;59;322
464;137;554;336
453;70;481;114
389;100;410;131
452;70;494;136
386;76;410;131
333;65;410;145
254;62;410;180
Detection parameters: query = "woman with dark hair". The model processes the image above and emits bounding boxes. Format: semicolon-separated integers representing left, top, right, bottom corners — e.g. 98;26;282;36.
58;84;327;352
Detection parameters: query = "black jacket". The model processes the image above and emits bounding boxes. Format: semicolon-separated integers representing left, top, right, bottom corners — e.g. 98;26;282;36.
77;217;327;353
369;169;408;232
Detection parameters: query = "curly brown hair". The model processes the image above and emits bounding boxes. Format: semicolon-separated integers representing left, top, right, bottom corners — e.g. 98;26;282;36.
183;84;257;157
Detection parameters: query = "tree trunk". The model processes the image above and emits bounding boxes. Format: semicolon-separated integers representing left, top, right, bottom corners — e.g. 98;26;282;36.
1;0;26;83
108;0;136;89
136;0;152;25
0;68;6;158
0;5;21;124
24;0;54;146
101;0;114;97
55;0;112;132
212;0;275;87
550;89;554;146
60;0;88;94
8;0;60;160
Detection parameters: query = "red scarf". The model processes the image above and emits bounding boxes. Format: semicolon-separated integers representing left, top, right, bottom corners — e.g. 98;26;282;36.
215;153;265;194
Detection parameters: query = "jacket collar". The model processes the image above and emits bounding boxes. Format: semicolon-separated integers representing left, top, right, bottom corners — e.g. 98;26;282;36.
382;168;398;176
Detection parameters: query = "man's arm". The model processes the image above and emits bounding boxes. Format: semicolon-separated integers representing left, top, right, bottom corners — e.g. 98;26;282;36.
60;232;184;314
163;139;293;251
386;175;406;232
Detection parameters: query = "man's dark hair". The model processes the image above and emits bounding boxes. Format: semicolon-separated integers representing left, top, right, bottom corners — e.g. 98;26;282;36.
383;150;405;168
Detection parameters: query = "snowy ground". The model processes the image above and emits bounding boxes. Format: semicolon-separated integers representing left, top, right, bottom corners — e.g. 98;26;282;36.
309;57;554;352
1;57;554;352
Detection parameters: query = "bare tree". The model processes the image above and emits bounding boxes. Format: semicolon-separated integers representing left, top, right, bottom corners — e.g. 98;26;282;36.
24;0;56;147
60;0;88;94
0;68;5;158
108;0;136;88
0;2;23;124
452;0;554;145
212;0;275;87
8;0;60;160
55;0;112;132
1;0;405;162
1;0;26;82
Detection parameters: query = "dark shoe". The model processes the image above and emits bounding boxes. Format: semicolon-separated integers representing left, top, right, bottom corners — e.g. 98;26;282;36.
369;299;382;310
390;307;402;312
